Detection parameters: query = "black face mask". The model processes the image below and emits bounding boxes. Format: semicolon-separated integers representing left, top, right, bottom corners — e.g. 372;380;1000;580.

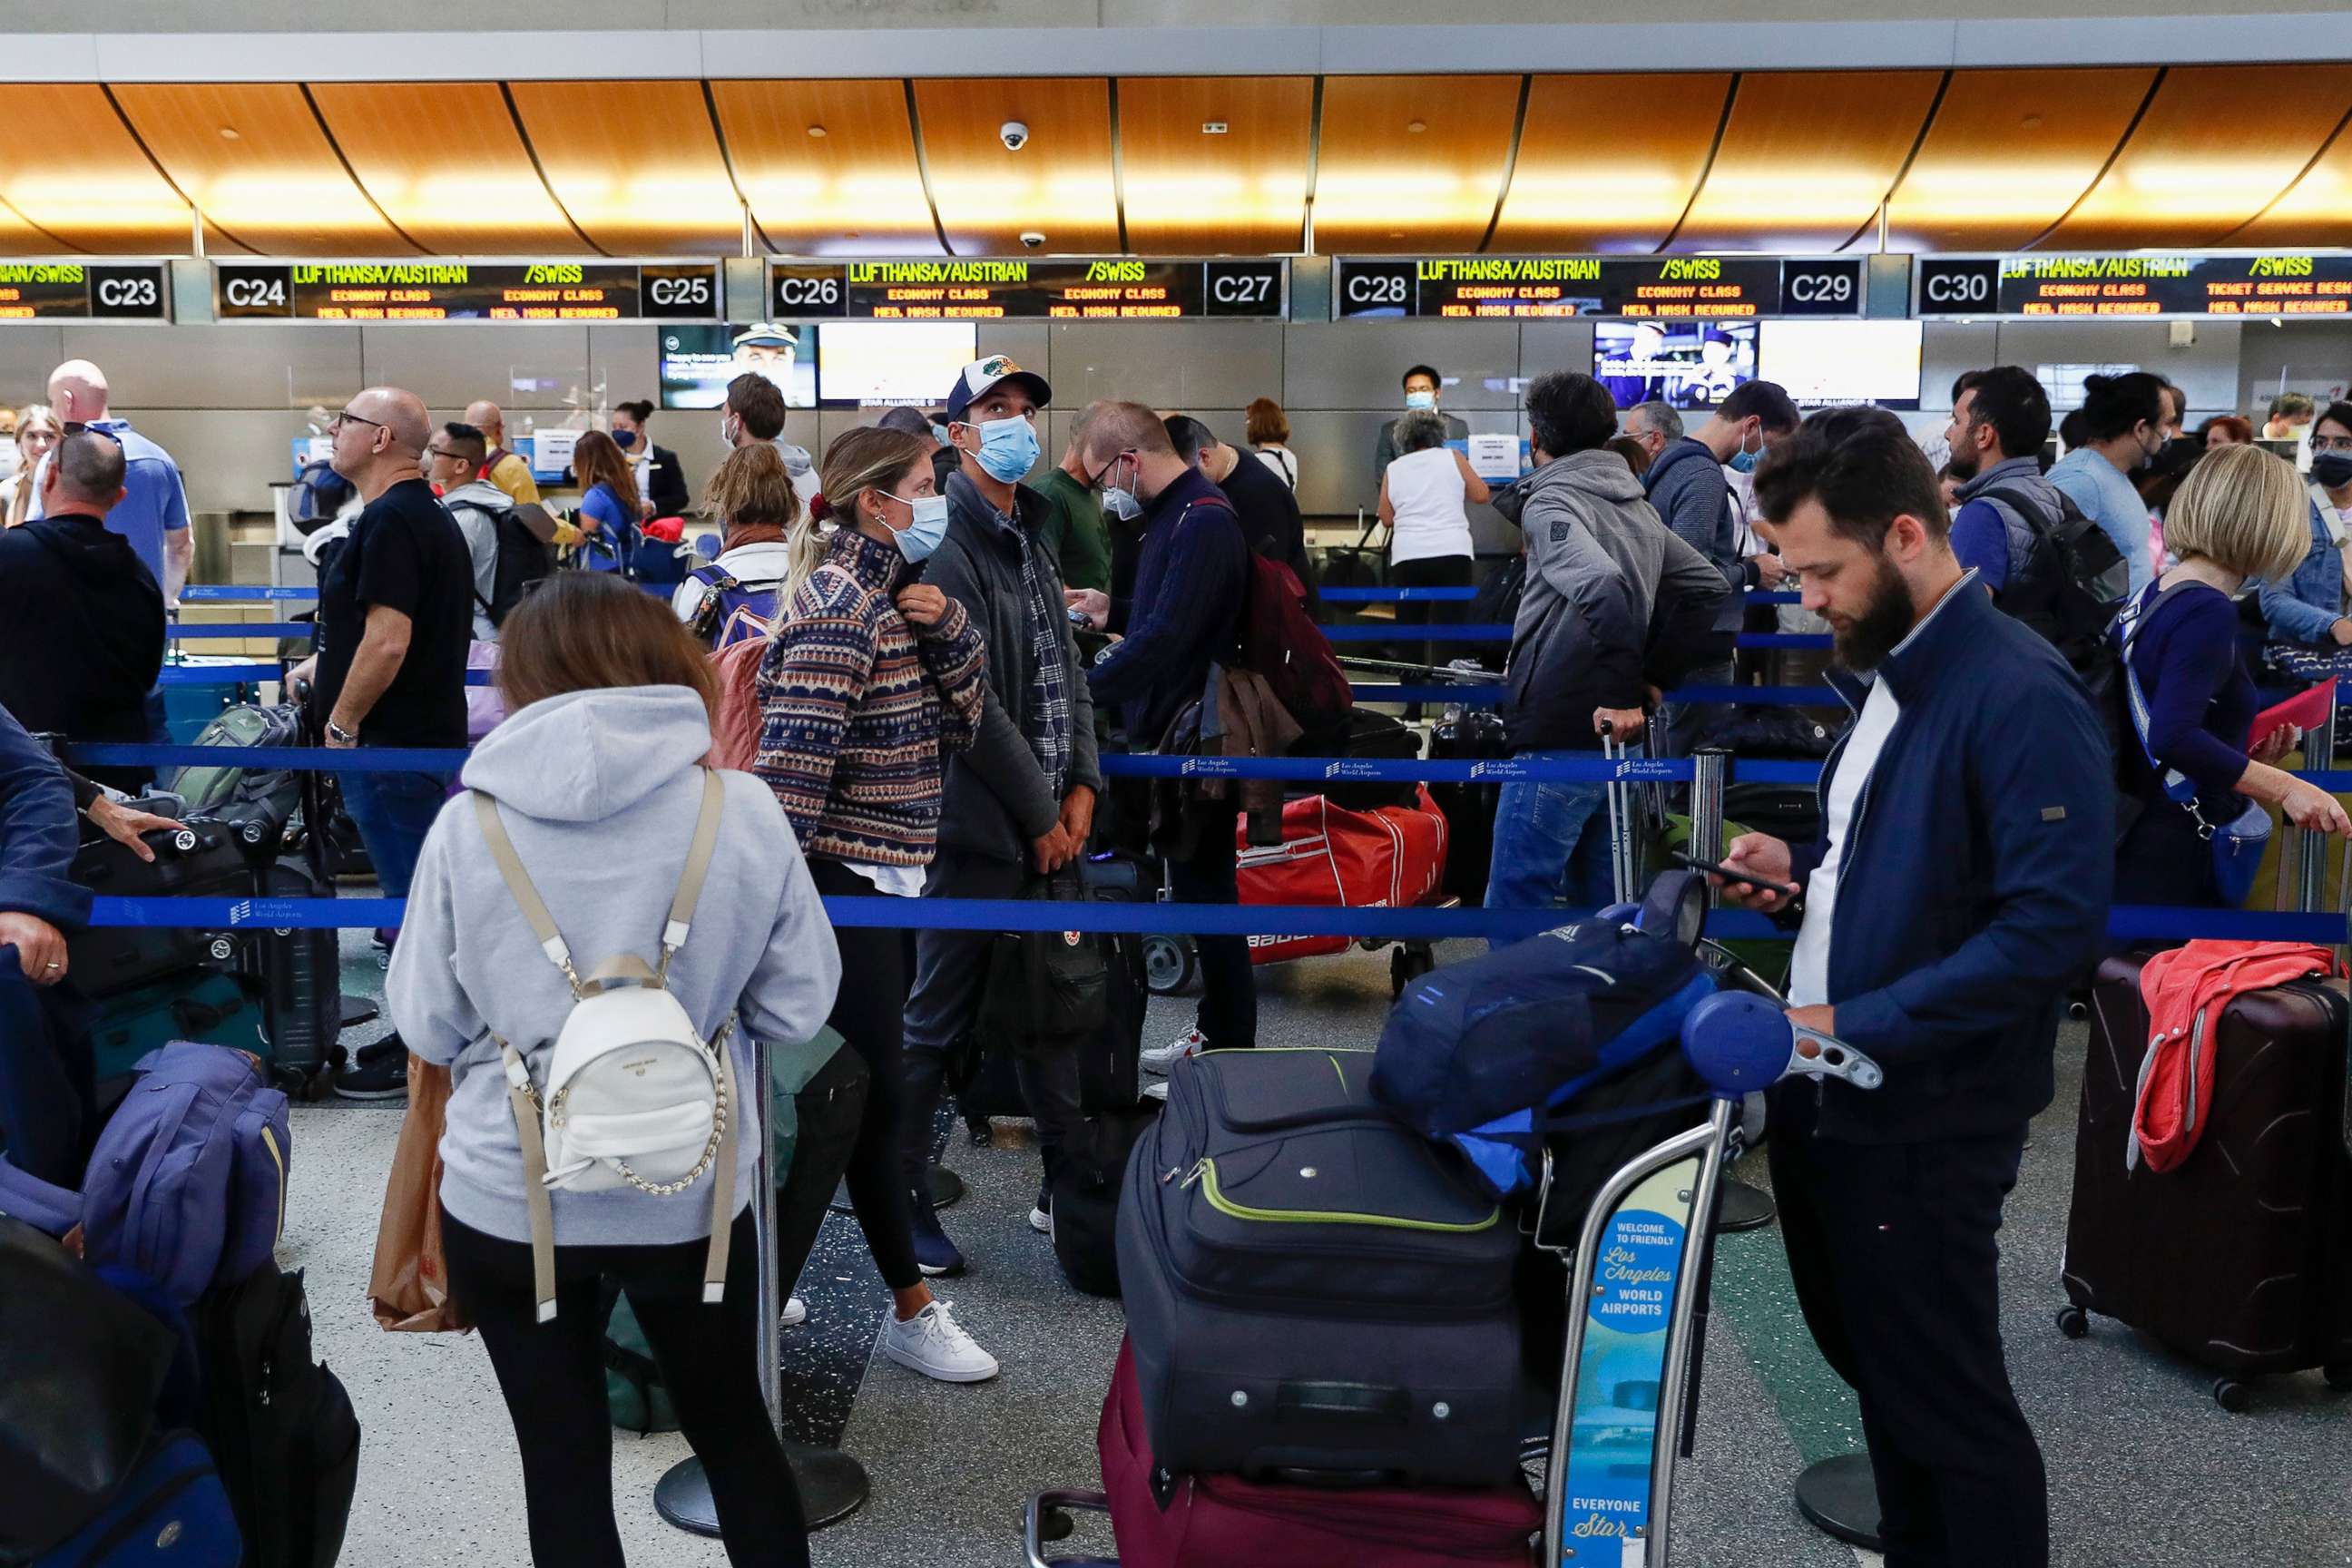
2314;451;2352;489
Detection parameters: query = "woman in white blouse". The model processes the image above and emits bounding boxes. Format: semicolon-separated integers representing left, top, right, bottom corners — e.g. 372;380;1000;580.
1377;408;1489;684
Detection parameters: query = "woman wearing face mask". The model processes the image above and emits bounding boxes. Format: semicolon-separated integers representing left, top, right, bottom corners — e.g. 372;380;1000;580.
570;429;642;575
612;398;690;522
2256;400;2352;648
1377;407;1489;705
2;404;63;530
750;426;1004;1384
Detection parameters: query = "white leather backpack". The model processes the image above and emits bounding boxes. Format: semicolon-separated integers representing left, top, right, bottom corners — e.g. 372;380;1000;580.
472;769;737;1322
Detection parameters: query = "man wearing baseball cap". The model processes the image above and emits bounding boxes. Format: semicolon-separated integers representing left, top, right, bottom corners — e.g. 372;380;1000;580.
900;355;1102;1278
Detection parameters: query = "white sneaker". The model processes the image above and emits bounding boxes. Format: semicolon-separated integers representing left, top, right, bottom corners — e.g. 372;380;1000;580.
1142;1026;1208;1075
1029;1204;1052;1235
1142;1080;1169;1102
781;1296;807;1328
883;1300;1000;1384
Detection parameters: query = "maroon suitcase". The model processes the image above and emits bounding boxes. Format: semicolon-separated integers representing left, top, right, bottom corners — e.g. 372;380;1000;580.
2061;954;2352;1405
1096;1339;1539;1568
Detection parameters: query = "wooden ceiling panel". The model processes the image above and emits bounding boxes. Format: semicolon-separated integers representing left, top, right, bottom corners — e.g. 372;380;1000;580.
1881;67;2157;253
311;83;584;256
1118;76;1312;255
2231;115;2352;248
1674;70;1943;252
913;78;1120;256
713;80;942;258
507;81;742;256
1313;75;1519;255
0;197;48;257
111;83;412;255
0;85;199;254
1491;74;1732;254
2043;64;2352;250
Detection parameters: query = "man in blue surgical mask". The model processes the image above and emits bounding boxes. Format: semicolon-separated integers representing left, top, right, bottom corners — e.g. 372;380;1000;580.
1374;364;1468;479
899;354;1104;1278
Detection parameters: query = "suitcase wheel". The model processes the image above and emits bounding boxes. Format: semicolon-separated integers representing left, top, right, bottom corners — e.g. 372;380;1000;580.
1390;943;1436;999
1143;935;1196;995
2211;1377;2252;1414
2326;1363;2352;1393
2053;1305;2090;1340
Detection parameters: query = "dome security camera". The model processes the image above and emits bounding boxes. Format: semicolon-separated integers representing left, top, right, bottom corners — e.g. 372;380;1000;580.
1020;231;1047;250
1000;121;1030;152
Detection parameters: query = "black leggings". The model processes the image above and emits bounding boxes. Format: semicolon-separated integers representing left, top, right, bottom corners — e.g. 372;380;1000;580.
808;858;923;1291
440;1208;807;1568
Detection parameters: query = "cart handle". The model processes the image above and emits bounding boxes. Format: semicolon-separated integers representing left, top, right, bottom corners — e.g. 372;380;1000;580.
1679;991;1886;1097
1024;1490;1114;1568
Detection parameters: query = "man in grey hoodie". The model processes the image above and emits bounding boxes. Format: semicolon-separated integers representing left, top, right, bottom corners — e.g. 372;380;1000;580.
721;370;818;517
1486;372;1732;931
425;421;515;642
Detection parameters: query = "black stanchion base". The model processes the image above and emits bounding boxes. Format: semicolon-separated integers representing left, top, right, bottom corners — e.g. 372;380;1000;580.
829;1163;963;1219
655;1444;869;1536
1793;1454;1883;1551
339;994;377;1030
1714;1178;1778;1233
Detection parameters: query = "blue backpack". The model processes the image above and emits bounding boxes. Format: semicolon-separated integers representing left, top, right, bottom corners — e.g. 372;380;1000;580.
81;1044;291;1306
1371;887;1716;1199
287;460;352;528
685;564;781;650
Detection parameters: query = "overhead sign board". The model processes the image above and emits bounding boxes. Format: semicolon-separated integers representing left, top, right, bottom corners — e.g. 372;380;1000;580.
213;261;722;322
769;259;1288;320
1331;256;1863;319
1917;252;2352;318
0;261;170;321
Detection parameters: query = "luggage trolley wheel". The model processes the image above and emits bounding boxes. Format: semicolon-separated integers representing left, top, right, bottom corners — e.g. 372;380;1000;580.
2053;1305;2090;1339
1143;934;1197;995
1390;943;1436;999
2211;1377;2253;1414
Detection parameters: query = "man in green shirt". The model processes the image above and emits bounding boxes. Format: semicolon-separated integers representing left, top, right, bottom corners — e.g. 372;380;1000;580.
1032;404;1114;594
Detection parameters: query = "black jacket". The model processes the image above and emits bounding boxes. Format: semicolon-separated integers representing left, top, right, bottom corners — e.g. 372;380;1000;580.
1218;448;1315;609
642;442;691;519
0;515;164;786
924;472;1101;862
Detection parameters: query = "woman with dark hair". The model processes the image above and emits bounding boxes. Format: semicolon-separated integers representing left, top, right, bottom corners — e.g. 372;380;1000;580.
570;429;642;575
2256;399;2352;647
2049;371;2169;596
387;570;837;1568
612;398;690;521
752;426;999;1383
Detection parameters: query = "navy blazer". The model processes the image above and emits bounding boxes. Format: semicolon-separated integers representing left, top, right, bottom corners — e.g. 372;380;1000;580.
1779;572;2114;1143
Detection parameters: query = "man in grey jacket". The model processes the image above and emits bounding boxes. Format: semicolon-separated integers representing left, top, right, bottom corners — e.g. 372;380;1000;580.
901;355;1102;1275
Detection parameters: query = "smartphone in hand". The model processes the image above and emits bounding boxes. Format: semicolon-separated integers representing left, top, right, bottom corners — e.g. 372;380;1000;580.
1669;851;1802;901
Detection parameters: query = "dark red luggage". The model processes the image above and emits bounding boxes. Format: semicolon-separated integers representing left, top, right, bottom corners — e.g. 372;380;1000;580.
1095;1340;1540;1568
2060;953;2352;1404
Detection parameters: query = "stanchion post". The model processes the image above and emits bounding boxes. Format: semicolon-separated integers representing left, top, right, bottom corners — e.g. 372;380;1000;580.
2299;721;2337;914
1689;748;1730;870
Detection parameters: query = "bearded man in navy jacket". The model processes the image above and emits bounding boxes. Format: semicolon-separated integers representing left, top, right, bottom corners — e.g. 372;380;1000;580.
1718;406;2111;1568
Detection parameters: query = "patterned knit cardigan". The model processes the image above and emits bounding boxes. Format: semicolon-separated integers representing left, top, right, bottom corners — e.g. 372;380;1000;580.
752;527;988;866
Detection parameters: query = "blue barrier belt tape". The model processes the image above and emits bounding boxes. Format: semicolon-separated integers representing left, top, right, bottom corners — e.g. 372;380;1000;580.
1322;624;1833;652
180;586;320;602
79;894;2344;946
169;623;311;639
72;743;474;772
1666;686;1840;706
1736;633;1833;650
1318;586;1479;603
156;665;497;687
1752;591;1802;603
1351;685;1501;704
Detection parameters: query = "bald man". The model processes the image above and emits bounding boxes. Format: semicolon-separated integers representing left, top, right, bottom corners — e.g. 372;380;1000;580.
289;387;475;1100
461;400;542;506
33;359;193;603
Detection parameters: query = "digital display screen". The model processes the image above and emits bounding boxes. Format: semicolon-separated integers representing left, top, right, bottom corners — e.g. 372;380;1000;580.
824;259;1284;319
0;261;169;320
1995;253;2352;318
817;321;978;407
215;261;721;322
1335;257;1846;319
658;324;818;411
1759;320;1923;409
1594;321;1758;410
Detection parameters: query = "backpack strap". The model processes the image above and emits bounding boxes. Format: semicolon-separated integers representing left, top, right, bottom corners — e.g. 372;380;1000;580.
659;769;725;981
471;792;583;992
500;1040;563;1322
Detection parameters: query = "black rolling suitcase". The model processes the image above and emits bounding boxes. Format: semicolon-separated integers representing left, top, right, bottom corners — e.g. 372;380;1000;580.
241;861;342;1091
1428;708;1508;903
64;818;252;997
1117;1047;1524;1487
1298;709;1423;812
2061;954;2352;1404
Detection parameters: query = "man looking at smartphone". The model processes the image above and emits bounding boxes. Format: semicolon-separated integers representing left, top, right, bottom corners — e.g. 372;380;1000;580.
1715;406;2110;1568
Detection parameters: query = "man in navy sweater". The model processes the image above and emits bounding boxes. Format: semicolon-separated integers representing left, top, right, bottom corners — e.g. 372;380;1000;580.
1719;407;2111;1568
1065;402;1255;1066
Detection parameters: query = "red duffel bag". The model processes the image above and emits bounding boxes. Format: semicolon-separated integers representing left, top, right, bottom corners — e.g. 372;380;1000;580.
1236;788;1448;965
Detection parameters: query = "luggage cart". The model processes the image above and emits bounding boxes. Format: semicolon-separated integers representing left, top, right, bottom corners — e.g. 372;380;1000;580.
1021;918;1885;1567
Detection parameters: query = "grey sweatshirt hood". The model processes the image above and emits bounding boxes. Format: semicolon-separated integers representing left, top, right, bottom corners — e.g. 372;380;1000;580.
463;685;710;822
439;476;511;513
1528;448;1649;508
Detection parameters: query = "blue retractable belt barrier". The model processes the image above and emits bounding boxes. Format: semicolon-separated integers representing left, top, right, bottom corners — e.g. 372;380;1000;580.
1350;685;1503;705
1323;624;1514;642
156;664;498;686
169;623;311;640
1347;683;1839;708
180;586;319;602
1314;586;1800;605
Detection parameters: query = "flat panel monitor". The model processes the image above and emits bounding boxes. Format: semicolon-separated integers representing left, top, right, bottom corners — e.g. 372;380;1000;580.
818;321;980;407
1759;319;1924;409
1594;320;1757;411
658;323;817;411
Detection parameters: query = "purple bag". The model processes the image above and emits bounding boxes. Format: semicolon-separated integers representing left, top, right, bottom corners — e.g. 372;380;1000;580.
0;1153;80;1236
81;1043;291;1304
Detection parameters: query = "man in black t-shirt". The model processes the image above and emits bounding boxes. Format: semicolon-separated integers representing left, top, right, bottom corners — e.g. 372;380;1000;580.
287;386;472;1099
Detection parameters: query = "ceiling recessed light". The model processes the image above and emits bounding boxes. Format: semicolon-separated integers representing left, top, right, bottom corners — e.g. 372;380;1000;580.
218;126;240;141
1201;121;1229;135
807;124;828;139
1406;119;1426;133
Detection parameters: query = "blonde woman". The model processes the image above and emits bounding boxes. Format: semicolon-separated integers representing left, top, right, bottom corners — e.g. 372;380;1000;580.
674;443;801;649
2116;442;2352;907
3;404;62;528
751;426;998;1382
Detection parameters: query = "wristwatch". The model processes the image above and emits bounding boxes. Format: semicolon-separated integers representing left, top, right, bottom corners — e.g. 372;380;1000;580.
326;718;359;745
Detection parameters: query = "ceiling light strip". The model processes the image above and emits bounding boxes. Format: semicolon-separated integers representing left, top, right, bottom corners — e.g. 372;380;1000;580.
901;78;956;259
2214;90;2352;245
2018;65;2167;252
299;83;428;256
1835;68;1951;254
98;82;258;256
496;82;610;259
701;81;779;257
1475;74;1534;256
1655;74;1741;255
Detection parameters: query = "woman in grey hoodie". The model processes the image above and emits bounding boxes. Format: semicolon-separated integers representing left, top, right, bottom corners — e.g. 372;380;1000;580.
387;573;838;1568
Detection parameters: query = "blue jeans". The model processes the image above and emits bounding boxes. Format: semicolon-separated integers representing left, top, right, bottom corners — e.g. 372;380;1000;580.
339;768;453;918
1483;757;1616;946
